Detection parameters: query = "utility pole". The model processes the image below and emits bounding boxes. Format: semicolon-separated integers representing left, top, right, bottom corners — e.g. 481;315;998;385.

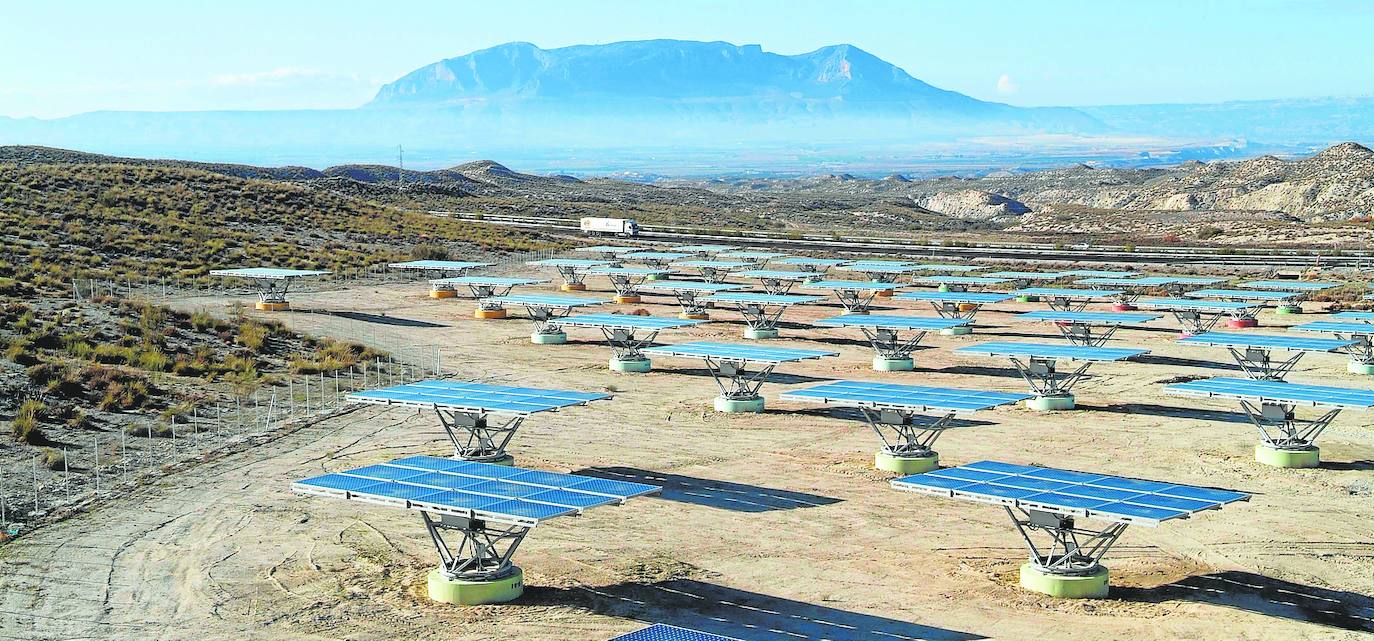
397;145;405;193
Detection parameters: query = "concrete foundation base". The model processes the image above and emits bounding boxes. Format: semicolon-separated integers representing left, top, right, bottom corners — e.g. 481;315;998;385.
1019;564;1109;599
430;289;457;299
427;567;524;605
875;451;938;474
610;357;652;373
876;289;895;297
679;312;710;320
1017;295;1040;303
255;301;289;311
530;331;567;345
1348;361;1374;375
873;356;914;371
1274;305;1302;315
841;309;871;315
1227;318;1259;328
714;396;765;413
560;283;587;292
1111;303;1137;312
474;308;507;319
1255;444;1319;468
957;303;979;313
466;453;515;466
744;328;780;339
614;295;642;304
1027;395;1076;411
941;326;972;336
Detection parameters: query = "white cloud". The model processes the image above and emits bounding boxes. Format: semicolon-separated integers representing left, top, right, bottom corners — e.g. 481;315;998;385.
996;73;1018;95
211;67;356;87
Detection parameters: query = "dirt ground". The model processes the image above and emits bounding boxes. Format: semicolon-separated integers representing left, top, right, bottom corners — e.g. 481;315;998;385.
3;276;1373;641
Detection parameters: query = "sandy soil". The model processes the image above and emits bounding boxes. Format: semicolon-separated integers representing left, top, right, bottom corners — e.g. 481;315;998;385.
3;278;1373;641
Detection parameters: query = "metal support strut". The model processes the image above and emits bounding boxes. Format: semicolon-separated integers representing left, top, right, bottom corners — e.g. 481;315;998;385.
859;408;953;458
556;266;588;286
672;291;709;316
1334;334;1374;367
605;274;647;297
1007;357;1092;397
835;289;881;314
861;327;929;360
470;284;517;309
526;305;573;335
434;408;525;461
602;327;658;361
1227;347;1302;381
423;512;529;581
1047;296;1090;312
927;301;980;321
1056;323;1118;347
1006;506;1129;574
1171;310;1225;335
697;267;730;284
1239;401;1339;449
255;278;294;304
703;357;773;401
733;303;788;330
756;278;796;295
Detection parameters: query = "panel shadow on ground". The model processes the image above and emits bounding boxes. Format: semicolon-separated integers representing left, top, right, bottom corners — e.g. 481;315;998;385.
1117;570;1374;633
574;467;841;513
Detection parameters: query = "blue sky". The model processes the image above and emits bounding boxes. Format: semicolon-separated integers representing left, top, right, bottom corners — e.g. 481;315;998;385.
4;0;1370;118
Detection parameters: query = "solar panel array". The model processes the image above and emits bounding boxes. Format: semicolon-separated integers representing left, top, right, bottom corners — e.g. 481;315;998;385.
895;291;1013;304
775;257;850;267
1018;310;1163;325
1133;297;1258;311
608;624;742;641
985;271;1066;279
1332;311;1374;321
803;280;903;291
294;455;659;527
389;260;493;271
431;276;547;287
622;251;693;261
911;264;986;272
837;263;919;274
955;341;1147;361
575;246;642;254
1177;331;1354;352
483;294;609;307
640;281;749;292
780;380;1030;413
1292;321;1374;335
585;267;671;276
1239;280;1340;291
1060;270;1139;278
717;251;786;260
1012;287;1121;298
348;380;607;415
557;313;704;331
700;292;822;305
735;269;815;280
1164;376;1374;409
671;244;736;253
914;276;1011;285
210;267;331;279
814;314;967;330
672;260;753;269
527;259;614;267
642;341;837;363
1186;289;1300;301
893;460;1248;526
1075;276;1175;287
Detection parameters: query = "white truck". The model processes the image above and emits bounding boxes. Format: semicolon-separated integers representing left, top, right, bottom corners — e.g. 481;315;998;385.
580;217;640;237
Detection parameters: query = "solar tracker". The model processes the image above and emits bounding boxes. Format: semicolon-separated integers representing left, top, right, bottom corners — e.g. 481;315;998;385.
1178;331;1356;380
1164;376;1374;467
700;292;823;338
781;380;1029;472
294;455;659;605
1075;276;1177;287
1186;288;1301;302
910;263;987;272
954;342;1148;410
838;262;919;276
1332;311;1374;322
641;280;749;318
1132;297;1265;334
575;245;643;256
716;250;787;261
429;276;547;308
1059;269;1139;278
913;275;1012;290
1239;280;1341;292
621;251;693;265
895;290;1014;324
891;460;1247;596
1294;321;1374;374
1018;310;1163;347
558;313;705;372
641;341;837;412
670;244;736;254
670;260;752;283
582;266;673;301
775;256;851;271
348;380;608;461
609;625;741;641
481;294;610;342
527;258;615;290
389;260;493;275
210;267;332;310
814;314;969;370
1012;287;1122;312
985;271;1068;280
800;280;904;314
733;269;816;294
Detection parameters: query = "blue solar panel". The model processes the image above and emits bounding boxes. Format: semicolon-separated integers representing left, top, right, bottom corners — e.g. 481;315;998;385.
622;252;693;260
1075;276;1176;287
1164;376;1374;409
1239;280;1341;291
527;259;615;268
1018;311;1164;324
431;276;546;287
717;251;786;260
609;624;742;641
775;257;850;267
483;294;610;307
640;281;749;293
671;245;736;253
802;280;904;291
892;460;1248;526
954;341;1147;361
1059;270;1139;278
895;291;1013;304
210;267;331;279
672;260;753;269
1177;331;1354;352
1133;297;1257;311
700;292;822;305
1332;312;1374;321
914;276;1011;285
735;270;815;280
814;314;968;330
347;380;608;415
984;271;1067;279
1186;289;1301;301
575;246;642;254
389;260;493;271
838;263;918;273
1012;287;1122;298
1169;277;1227;285
557;313;704;330
642;341;837;363
779;380;1031;412
585;267;672;276
294;455;660;526
911;264;986;272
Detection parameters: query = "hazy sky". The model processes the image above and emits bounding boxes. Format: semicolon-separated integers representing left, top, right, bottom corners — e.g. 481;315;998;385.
4;0;1371;118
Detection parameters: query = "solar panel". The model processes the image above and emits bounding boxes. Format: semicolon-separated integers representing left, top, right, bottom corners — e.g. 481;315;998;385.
803;280;906;291
1012;287;1121;298
1239;280;1341;291
954;341;1147;361
914;276;1011;285
1164;376;1374;409
775;257;850;267
734;269;814;280
1018;311;1163;325
609;624;742;641
910;264;986;272
1177;331;1355;352
482;294;609;307
389;260;493;271
1332;311;1374;321
780;380;1030;413
672;260;753;269
1075;277;1176;287
642;341;837;363
575;246;642;254
622;251;693;261
1169;277;1227;285
585;267;671;276
984;271;1067;279
640;281;749;292
893;460;1248;526
716;251;786;260
293;455;659;527
1186;289;1300;301
814;314;967;330
557;313;704;331
837;263;919;274
1134;297;1257;311
895;291;1013;304
209;267;331;279
347;380;608;415
1059;270;1138;278
430;276;547;287
671;244;735;253
699;292;823;305
527;259;614;268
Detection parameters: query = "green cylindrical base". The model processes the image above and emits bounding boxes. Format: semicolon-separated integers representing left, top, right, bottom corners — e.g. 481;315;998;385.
427;567;525;605
1348;361;1374;375
531;331;567;344
1019;564;1109;599
1027;395;1076;411
1255;444;1319;468
940;326;972;336
875;451;938;474
873;356;914;371
610;357;652;373
1274;305;1302;315
937;284;951;292
1017;295;1040;303
745;328;780;339
714;396;765;413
